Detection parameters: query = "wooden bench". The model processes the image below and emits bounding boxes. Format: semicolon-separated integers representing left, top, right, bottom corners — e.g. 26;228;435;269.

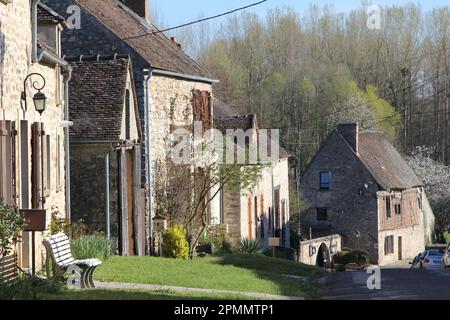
0;253;18;283
43;233;102;289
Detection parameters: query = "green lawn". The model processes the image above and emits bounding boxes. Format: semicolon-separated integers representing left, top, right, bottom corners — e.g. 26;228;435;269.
94;254;324;299
445;232;450;243
43;288;257;300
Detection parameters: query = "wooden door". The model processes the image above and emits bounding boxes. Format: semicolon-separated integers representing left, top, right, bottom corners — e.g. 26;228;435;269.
274;189;281;237
126;151;135;255
247;197;253;240
398;236;402;260
254;197;258;239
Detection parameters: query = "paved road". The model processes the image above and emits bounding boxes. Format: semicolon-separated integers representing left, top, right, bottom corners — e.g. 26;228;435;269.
323;267;450;300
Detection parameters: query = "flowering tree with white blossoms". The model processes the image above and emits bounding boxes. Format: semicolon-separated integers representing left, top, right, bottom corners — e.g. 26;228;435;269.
405;146;450;243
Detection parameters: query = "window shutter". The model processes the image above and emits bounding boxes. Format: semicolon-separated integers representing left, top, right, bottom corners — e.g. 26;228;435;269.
192;90;212;130
0;121;15;205
20;121;30;209
31;123;43;209
41;132;51;195
10;121;17;205
0;120;7;203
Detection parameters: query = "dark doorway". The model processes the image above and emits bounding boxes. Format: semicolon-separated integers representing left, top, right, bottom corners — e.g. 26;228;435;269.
316;243;331;268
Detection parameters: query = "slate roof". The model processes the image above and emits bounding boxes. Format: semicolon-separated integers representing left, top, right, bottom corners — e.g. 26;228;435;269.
357;131;423;190
71;0;213;80
68;55;132;141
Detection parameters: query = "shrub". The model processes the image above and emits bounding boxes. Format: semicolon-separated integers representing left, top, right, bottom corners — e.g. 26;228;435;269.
70;233;114;261
50;209;90;240
216;240;233;255
0;276;62;300
198;226;232;254
341;247;353;253
332;252;347;265
162;225;189;259
0;203;26;258
345;250;370;265
333;249;370;266
334;264;346;272
239;238;264;254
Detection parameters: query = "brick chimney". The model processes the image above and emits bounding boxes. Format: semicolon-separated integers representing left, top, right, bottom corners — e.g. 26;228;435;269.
171;37;182;49
337;123;359;153
120;0;150;21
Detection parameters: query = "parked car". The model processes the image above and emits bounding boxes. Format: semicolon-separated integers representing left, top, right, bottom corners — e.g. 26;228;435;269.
442;244;450;268
419;249;444;269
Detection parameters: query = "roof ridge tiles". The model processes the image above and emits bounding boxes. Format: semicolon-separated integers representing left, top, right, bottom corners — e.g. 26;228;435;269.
64;53;130;63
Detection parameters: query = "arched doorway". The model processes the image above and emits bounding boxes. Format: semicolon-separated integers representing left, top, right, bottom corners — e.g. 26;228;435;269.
316;243;331;268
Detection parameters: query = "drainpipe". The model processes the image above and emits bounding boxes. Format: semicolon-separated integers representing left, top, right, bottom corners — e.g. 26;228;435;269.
32;2;73;219
63;69;72;221
31;0;41;63
105;152;110;238
143;69;153;255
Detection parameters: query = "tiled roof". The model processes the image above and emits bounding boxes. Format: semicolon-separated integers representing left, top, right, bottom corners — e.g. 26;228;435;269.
68;55;131;140
358;131;422;190
213;98;242;117
70;0;214;80
214;113;290;159
37;3;66;25
214;115;255;133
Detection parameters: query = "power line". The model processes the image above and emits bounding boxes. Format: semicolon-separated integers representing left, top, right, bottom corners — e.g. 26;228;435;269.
122;0;269;41
279;73;439;131
360;86;448;132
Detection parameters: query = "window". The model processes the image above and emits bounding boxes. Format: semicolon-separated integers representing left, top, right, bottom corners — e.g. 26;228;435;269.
384;235;394;255
394;203;401;215
56;135;61;191
317;208;328;221
319;171;330;190
385;197;391;218
45;135;51;194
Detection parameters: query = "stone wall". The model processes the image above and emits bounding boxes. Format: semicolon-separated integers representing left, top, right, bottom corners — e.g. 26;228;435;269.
0;0;67;271
376;187;432;266
299;234;341;266
300;130;379;263
218;158;291;249
43;0;214;244
70;144;120;248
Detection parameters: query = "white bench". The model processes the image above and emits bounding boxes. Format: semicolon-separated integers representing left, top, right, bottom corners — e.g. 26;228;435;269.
43;233;102;289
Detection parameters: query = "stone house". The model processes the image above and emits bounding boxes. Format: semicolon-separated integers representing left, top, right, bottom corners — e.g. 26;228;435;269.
0;0;71;273
211;99;291;249
300;123;435;265
42;0;217;252
67;55;144;256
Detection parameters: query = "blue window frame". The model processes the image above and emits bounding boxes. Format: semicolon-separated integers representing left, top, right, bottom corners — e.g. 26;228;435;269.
320;171;331;190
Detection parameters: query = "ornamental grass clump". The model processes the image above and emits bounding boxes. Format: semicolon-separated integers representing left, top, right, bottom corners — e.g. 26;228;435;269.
70;233;114;261
239;238;264;255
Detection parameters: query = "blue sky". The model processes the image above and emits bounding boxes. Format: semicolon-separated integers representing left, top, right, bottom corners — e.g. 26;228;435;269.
152;0;449;28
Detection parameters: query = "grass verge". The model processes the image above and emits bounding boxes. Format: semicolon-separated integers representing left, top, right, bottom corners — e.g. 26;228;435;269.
94;254;324;299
